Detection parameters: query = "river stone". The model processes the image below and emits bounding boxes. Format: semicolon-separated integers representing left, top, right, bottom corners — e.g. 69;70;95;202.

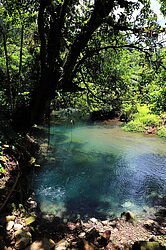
102;220;109;226
14;223;23;231
132;241;166;250
121;211;136;223
25;238;55;250
78;232;86;238
95;221;104;231
6;215;16;222
27;200;37;209
144;219;154;226
122;201;134;208
6;221;14;230
55;239;68;250
89;218;98;224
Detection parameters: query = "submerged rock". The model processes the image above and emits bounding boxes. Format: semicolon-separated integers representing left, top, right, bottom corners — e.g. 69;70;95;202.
121;211;136;223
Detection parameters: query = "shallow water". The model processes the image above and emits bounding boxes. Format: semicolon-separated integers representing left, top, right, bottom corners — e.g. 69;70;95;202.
31;123;166;219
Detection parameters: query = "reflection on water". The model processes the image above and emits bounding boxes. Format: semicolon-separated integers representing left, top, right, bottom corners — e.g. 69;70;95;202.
32;123;166;219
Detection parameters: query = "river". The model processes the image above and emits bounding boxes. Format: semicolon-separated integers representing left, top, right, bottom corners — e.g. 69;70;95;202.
31;122;166;220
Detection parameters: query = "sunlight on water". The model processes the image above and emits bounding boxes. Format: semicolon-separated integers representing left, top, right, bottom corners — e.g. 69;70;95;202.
32;123;166;219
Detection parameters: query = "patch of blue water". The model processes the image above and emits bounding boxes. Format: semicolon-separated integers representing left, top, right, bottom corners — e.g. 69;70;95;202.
32;124;166;219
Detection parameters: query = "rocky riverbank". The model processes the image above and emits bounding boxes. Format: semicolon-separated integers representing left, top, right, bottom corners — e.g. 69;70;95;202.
0;123;166;249
1;202;166;249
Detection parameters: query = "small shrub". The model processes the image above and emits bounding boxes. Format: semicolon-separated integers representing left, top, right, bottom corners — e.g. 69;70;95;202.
157;128;166;138
123;120;145;132
139;114;160;126
133;105;160;126
123;104;161;133
121;102;138;121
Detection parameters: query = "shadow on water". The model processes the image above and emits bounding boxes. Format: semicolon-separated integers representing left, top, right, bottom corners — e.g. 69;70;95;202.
30;124;166;221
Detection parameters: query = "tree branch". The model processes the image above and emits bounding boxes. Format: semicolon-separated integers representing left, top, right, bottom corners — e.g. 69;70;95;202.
80;68;113;106
58;0;115;90
72;43;151;81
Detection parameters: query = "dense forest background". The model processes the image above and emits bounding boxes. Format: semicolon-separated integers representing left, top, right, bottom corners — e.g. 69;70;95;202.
0;0;166;133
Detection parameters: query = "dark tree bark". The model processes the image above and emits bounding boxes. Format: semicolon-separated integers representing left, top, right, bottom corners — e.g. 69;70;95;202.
2;28;13;111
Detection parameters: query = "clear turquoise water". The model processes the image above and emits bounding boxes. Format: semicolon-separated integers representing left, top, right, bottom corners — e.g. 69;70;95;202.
32;123;166;219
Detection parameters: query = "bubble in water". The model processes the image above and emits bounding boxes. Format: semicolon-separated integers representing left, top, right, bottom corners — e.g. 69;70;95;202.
36;185;66;202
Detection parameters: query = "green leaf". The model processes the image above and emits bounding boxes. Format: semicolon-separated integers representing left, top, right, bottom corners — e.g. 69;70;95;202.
25;216;36;225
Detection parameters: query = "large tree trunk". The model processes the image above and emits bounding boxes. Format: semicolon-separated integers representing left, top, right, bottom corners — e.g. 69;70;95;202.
3;32;13;111
13;0;117;131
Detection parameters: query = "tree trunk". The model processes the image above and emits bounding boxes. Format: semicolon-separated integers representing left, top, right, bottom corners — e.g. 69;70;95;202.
18;25;24;93
3;32;13;111
12;0;116;131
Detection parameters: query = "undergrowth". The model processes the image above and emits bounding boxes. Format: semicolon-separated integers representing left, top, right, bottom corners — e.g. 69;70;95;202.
123;104;161;133
157;128;166;138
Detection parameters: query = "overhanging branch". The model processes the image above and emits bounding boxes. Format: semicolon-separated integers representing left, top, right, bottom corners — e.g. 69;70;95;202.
73;43;151;79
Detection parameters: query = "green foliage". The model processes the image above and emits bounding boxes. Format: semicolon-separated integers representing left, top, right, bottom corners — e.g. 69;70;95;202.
157;128;166;138
121;102;138;121
123;120;145;132
0;0;166;128
0;163;6;173
160;0;166;16
123;105;160;132
0;1;39;113
133;105;160;126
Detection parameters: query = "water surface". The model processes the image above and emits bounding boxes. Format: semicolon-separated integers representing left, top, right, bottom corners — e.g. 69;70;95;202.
32;123;166;219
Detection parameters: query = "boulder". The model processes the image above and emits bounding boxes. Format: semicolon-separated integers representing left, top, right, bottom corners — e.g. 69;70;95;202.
6;221;14;231
14;223;23;231
121;211;136;223
132;241;166;250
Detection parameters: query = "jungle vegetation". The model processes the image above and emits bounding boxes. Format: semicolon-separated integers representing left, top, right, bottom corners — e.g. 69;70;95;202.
0;0;166;132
